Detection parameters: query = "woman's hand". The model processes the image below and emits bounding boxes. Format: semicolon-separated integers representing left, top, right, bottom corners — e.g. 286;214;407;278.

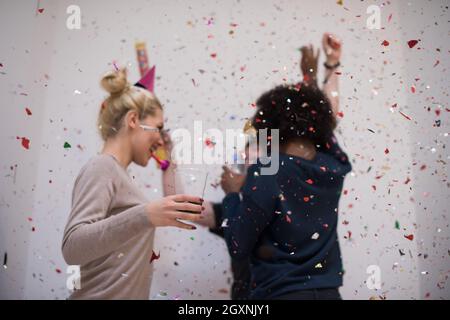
220;166;246;194
146;194;204;230
196;201;217;229
322;32;342;65
300;44;320;86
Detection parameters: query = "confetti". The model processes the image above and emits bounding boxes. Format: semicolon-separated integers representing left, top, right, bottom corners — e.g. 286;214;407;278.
64;142;71;149
305;178;314;185
399;111;412;120
311;232;320;240
384;148;390;155
150;250;160;263
381;40;390;47
407;40;419;48
404;234;414;241
3;252;7;269
25;107;32;116
17;137;30;150
395;220;400;230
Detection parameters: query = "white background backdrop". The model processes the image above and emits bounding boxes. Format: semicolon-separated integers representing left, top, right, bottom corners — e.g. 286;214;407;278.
0;0;448;299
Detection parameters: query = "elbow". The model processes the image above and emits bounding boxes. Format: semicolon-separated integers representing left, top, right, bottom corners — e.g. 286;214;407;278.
61;234;85;266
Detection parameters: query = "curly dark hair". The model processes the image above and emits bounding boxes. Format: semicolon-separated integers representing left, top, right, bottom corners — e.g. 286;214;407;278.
251;83;336;147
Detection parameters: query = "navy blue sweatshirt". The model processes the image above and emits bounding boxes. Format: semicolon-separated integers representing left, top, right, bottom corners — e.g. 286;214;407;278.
222;133;352;299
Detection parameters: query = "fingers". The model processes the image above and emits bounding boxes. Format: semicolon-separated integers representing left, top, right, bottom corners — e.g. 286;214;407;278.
172;219;197;230
171;194;203;204
175;211;204;222
174;201;203;214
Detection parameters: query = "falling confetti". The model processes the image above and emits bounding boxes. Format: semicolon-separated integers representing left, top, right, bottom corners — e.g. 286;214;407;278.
25;107;32;116
404;234;414;241
381;40;390;47
3;252;7;269
395;220;400;230
150;250;160;263
407;40;419;48
17;137;30;150
64;142;71;149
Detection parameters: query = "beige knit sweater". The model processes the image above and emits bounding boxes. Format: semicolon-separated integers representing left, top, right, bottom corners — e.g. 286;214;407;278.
62;154;155;299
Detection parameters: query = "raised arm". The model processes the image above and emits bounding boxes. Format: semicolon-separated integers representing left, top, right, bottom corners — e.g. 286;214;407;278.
321;32;342;117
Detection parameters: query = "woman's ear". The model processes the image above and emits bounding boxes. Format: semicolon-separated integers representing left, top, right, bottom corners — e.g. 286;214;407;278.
126;110;139;129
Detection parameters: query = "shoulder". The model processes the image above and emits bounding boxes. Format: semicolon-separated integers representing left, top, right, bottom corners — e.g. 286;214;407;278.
75;154;120;187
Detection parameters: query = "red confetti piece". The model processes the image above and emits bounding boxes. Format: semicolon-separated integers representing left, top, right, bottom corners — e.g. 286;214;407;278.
337;111;344;118
399;111;412;120
433;60;440;67
371;185;377;191
407;40;418;48
204;138;215;148
381;40;390;47
17;137;30;150
31;227;36;232
37;8;44;14
411;86;416;93
150;251;160;263
55;268;62;274
388;14;393;23
384;148;389;154
303;196;310;202
305;178;314;185
210;53;217;58
404;234;414;241
25;107;32;116
420;164;427;171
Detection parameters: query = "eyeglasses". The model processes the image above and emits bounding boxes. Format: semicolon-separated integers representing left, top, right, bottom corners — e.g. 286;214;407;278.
139;124;167;135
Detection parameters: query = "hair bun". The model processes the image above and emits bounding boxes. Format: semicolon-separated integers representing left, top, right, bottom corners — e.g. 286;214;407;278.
101;68;129;95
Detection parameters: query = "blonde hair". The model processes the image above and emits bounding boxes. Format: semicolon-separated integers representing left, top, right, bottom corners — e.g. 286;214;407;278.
98;68;162;141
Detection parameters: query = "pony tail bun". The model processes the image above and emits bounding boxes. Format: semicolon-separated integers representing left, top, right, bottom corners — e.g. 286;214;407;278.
101;68;129;95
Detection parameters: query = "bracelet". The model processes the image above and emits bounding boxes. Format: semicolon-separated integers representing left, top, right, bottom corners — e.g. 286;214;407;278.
324;61;341;70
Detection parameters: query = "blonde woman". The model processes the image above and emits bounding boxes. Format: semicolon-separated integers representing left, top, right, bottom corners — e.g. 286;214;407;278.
62;68;204;299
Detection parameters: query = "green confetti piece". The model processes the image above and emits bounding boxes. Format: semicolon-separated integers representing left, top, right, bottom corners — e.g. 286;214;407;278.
64;142;71;149
189;236;195;241
395;220;400;230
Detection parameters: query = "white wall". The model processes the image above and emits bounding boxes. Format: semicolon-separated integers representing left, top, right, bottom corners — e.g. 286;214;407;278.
0;0;448;300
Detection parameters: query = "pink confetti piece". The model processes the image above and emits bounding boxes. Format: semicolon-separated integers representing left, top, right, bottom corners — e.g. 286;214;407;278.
306;178;314;185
